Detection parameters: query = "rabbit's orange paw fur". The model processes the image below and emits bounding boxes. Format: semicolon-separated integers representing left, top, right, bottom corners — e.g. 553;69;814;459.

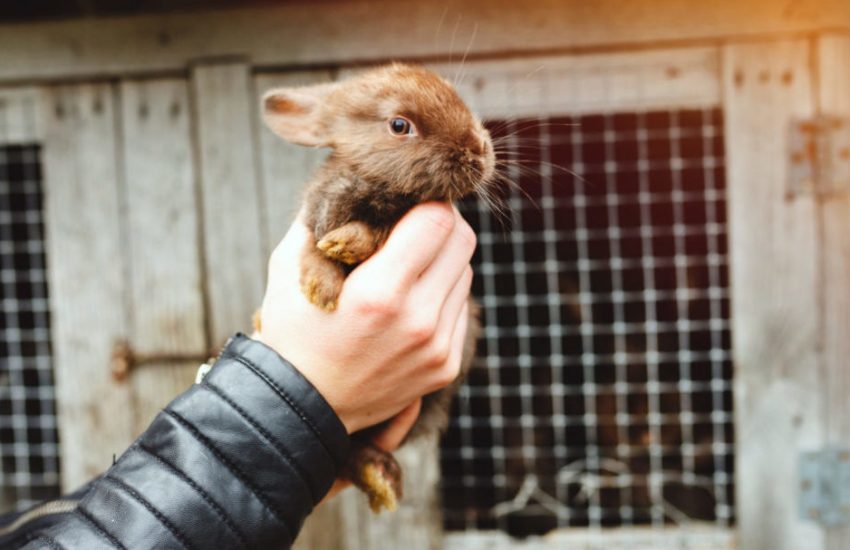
301;275;341;312
317;237;360;265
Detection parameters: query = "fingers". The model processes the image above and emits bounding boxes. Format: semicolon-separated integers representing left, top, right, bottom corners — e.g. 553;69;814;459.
424;299;470;393
414;208;476;304
441;300;471;387
373;398;423;451
427;265;473;350
352;202;455;292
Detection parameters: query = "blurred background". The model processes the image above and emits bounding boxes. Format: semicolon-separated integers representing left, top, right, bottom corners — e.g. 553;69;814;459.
0;1;849;549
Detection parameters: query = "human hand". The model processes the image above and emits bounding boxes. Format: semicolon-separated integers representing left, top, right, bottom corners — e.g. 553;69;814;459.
256;202;475;434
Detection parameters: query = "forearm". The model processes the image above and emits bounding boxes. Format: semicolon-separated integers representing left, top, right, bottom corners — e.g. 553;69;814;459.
15;334;349;550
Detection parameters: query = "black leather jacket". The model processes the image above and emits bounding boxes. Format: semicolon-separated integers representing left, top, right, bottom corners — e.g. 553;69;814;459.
0;334;350;549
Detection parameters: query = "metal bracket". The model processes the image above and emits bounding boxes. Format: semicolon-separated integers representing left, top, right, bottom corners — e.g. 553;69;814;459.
788;116;850;197
799;447;850;526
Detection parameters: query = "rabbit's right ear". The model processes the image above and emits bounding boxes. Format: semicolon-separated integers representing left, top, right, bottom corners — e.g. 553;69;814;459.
262;83;337;147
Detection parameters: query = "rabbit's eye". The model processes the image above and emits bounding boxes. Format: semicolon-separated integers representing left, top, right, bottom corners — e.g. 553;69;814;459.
389;117;415;136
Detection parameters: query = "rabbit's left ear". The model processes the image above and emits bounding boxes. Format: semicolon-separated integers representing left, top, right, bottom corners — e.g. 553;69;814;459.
262;83;338;147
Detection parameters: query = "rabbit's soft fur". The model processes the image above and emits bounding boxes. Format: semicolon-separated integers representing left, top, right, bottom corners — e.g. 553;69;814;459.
261;63;495;512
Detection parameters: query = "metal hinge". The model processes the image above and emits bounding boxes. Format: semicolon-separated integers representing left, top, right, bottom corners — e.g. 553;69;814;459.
799;447;850;526
788;116;850;197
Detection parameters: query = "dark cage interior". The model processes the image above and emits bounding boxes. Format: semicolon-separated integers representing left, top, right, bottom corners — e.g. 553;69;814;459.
440;109;734;536
0;145;60;513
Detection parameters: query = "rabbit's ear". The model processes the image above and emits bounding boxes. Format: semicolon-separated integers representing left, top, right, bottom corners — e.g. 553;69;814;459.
262;83;337;147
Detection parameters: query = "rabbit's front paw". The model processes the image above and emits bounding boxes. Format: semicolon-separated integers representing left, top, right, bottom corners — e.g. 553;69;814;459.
301;273;343;311
346;444;403;513
300;249;345;311
317;221;380;265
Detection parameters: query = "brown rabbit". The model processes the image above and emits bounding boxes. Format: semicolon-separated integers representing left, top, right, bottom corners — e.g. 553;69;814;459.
259;63;495;513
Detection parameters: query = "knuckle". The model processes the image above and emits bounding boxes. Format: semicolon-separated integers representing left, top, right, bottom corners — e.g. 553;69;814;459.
429;342;452;370
353;289;401;319
427;203;456;232
462;265;474;288
406;317;437;346
432;357;459;388
458;221;477;251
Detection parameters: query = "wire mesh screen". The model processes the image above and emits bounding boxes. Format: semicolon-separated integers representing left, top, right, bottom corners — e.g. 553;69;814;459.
440;108;732;536
0;144;60;512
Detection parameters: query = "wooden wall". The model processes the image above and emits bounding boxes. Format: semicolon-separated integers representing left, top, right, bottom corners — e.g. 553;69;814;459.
1;1;850;548
1;0;850;84
723;34;850;550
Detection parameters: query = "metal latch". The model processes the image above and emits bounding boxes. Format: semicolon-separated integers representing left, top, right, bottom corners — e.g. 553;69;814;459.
111;339;215;382
788;116;850;197
799;447;850;526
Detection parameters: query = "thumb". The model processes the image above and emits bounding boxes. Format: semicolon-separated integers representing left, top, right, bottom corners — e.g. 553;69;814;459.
373;398;422;451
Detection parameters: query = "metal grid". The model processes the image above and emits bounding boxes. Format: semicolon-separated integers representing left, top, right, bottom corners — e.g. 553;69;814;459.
440;108;733;536
0;144;60;512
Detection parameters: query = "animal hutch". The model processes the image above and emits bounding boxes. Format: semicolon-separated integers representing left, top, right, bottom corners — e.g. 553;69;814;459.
0;1;849;549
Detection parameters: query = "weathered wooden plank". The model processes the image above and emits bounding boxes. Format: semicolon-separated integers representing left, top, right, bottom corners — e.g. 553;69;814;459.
191;61;265;345
815;33;850;550
41;83;135;489
444;527;734;549
1;1;850;84
253;70;332;257
119;78;206;436
424;47;721;118
723;40;824;549
0;87;43;144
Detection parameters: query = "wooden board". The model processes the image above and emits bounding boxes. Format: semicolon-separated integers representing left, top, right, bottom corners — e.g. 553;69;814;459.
0;87;43;144
722;40;825;549
815;33;850;550
444;527;734;549
424;47;721;118
119;78;206;435
191;61;265;345
253;70;332;257
1;1;850;84
40;83;135;489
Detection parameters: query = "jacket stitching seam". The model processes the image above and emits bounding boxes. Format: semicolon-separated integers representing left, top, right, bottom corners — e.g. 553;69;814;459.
200;381;318;503
162;409;293;542
74;507;126;550
101;474;194;550
134;443;250;550
220;352;339;463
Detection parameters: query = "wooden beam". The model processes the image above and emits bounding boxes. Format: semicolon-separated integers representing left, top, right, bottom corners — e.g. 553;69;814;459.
1;0;849;84
815;33;850;550
418;47;721;119
723;39;825;549
444;527;734;549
